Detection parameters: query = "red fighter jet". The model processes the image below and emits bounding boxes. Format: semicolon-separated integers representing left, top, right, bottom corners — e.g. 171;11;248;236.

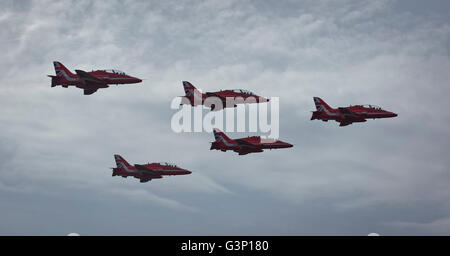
210;128;293;155
111;155;192;183
311;97;398;127
48;61;142;95
180;81;269;111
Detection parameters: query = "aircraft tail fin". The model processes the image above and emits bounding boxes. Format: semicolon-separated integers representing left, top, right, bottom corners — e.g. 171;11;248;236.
53;61;76;80
313;97;333;112
182;81;203;102
212;128;234;144
114;154;134;170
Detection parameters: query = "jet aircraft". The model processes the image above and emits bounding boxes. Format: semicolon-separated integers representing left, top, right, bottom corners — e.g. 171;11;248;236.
311;97;398;126
48;61;142;95
210;128;293;155
180;81;269;111
111;155;192;183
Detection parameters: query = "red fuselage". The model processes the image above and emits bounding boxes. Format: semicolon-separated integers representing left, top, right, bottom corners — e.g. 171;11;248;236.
113;164;191;178
311;97;397;126
180;81;269;110
50;62;142;95
210;129;293;155
312;105;397;120
112;155;191;183
54;70;142;88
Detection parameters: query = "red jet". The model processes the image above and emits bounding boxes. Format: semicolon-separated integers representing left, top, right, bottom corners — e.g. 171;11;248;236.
311;97;398;126
180;81;269;111
111;155;192;183
48;61;142;95
210;129;293;155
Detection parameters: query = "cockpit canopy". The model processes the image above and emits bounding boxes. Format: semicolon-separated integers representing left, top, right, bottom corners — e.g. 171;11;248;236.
231;89;256;95
360;104;383;110
260;138;277;143
102;69;127;75
158;162;178;168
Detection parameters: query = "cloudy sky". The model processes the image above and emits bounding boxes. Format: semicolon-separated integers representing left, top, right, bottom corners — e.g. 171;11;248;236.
1;0;450;235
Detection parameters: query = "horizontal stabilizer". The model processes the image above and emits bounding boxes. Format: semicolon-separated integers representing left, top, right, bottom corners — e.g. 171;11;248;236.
48;75;58;87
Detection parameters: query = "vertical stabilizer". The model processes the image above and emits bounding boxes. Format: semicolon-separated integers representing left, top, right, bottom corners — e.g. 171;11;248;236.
53;61;77;81
313;97;334;112
114;154;134;171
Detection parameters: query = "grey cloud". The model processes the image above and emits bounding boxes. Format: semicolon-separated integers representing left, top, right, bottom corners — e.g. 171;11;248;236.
0;0;450;235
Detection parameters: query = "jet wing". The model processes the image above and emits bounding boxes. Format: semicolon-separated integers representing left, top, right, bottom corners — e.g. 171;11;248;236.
206;92;228;106
338;107;363;118
235;139;261;149
134;164;163;178
337;108;366;126
205;92;229;111
206;92;225;100
234;140;264;155
75;70;106;85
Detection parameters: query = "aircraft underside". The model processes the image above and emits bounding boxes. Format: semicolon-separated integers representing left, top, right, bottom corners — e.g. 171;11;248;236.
233;148;264;155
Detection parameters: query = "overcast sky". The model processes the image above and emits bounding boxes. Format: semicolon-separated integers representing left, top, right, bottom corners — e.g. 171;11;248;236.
1;0;450;235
